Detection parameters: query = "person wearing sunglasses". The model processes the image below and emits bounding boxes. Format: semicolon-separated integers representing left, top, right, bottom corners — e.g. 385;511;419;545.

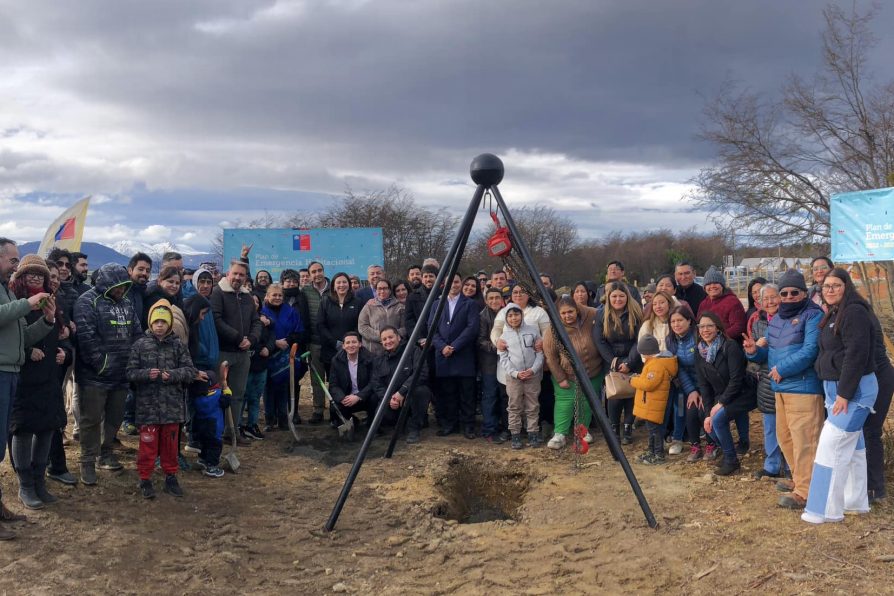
806;256;834;310
744;270;824;510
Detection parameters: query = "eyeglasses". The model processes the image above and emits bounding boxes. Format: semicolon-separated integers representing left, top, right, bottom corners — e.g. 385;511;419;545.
812;265;830;272
697;324;717;330
56;261;70;269
822;283;844;291
779;290;802;298
24;273;45;280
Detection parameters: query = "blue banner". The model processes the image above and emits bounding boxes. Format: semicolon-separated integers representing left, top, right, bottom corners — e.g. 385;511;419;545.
831;187;894;261
223;228;384;279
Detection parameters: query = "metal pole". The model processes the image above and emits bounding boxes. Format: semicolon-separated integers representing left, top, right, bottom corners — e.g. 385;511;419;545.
491;186;659;529
384;210;476;457
324;185;486;531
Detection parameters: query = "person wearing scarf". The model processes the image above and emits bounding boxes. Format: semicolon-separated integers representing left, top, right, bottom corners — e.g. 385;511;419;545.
695;311;756;476
358;279;406;357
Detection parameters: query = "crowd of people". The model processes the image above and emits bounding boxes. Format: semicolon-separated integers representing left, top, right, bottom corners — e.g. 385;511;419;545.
0;235;891;540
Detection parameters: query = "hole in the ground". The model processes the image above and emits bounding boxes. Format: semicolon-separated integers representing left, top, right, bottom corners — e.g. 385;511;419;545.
433;457;531;524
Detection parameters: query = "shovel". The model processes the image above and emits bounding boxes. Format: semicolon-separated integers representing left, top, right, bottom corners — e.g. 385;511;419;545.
220;360;240;472
286;344;303;443
304;352;355;441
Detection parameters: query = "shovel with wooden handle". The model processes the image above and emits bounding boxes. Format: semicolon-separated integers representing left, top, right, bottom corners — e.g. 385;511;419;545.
220;360;240;472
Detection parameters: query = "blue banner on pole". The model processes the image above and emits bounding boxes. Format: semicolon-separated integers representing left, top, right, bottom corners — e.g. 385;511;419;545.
223;228;384;279
831;187;894;262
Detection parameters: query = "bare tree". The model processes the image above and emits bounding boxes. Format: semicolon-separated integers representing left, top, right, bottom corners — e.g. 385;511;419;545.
692;3;894;334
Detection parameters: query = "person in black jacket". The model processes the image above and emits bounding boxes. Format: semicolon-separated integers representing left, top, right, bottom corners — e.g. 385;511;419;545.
319;273;363;371
328;332;375;424
404;264;437;338
696;311;756;476
371;326;431;444
242;294;275;440
674;261;708;316
74;263;142;484
210;260;262;443
8;259;68;509
803;268;878;524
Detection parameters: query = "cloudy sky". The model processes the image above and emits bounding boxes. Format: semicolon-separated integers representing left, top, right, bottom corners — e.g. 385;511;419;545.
1;0;890;252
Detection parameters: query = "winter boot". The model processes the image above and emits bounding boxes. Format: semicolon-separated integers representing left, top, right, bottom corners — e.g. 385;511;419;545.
32;465;57;504
16;469;44;510
80;462;97;486
511;434;524;450
164;475;184;497
622;424;633;445
527;432;542;448
715;457;740;476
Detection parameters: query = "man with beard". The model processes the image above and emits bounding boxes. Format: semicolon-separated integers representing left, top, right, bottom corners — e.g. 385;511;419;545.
405;264;438;338
211;260;262;443
406;264;422;290
302;261;330;424
120;253;153;435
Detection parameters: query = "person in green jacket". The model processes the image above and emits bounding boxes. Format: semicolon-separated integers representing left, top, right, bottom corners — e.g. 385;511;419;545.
0;243;56;539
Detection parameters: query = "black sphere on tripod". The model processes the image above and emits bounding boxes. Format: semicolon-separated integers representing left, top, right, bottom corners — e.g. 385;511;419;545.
470;153;504;186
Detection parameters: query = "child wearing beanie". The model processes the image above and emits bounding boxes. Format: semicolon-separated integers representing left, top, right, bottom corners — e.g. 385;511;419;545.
126;299;197;499
630;334;678;464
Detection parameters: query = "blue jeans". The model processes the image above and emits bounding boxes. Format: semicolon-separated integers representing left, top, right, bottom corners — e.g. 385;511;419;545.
761;413;785;474
242;369;267;427
710;407;750;462
664;388;686;441
0;371;17;463
480;373;507;436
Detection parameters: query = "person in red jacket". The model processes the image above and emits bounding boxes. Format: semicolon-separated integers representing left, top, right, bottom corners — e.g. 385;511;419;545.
696;267;747;343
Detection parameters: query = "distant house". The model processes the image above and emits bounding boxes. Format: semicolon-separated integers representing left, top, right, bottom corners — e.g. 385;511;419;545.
735;256;811;283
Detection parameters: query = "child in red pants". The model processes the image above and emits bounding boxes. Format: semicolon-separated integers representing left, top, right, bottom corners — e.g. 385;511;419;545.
126;299;197;499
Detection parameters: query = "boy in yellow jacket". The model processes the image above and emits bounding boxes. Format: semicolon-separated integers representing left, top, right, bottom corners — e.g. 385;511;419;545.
630;334;678;465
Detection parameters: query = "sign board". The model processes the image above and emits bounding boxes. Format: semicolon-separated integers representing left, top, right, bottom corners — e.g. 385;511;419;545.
223;228;384;279
831;187;894;262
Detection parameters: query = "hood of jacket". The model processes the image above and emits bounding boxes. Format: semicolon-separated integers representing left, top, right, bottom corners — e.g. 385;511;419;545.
651;350;679;376
94;263;132;297
183;293;211;327
147;298;174;338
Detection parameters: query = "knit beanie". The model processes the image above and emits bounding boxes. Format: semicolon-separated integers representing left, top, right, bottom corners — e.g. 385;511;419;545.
10;254;51;283
637;334;660;356
703;266;725;288
644;283;657;294
149;306;173;327
777;269;808;292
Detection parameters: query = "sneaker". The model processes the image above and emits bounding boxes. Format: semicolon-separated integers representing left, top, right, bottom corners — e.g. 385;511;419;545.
263;424;276;433
178;453;191;472
203;466;225;478
139;479;156;500
97;455;123;471
753;468;782;480
47;471;78;485
583;432;594;444
685;445;703;463
184;441;202;454
122;422;138;436
668;440;684;455
194;459;208;471
243;425;264;440
868;490;887;505
80;463;97;485
163;475;184;497
638;452;667;465
309;412;324;425
714;459;740;476
776;479;795;493
651;453;667;465
528;432;542;448
405;430;420;444
510;435;524;450
778;492;806;509
497;430;511;442
547;434;566;450
704;444;720;461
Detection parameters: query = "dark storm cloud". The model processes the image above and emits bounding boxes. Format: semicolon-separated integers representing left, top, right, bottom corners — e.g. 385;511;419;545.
6;0;880;166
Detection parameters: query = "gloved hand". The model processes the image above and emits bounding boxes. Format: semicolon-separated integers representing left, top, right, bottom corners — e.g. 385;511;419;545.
219;392;232;411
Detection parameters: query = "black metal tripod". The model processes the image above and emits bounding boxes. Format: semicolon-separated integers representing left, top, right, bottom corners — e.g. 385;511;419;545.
324;154;658;531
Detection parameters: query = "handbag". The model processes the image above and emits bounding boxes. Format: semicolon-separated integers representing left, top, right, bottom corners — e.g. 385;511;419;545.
605;358;635;400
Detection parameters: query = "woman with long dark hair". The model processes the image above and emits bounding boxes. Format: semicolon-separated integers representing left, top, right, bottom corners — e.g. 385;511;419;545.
318;272;363;371
803;268;878;523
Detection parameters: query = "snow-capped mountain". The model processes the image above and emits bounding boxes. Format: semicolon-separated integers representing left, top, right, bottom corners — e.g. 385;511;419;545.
111;240;207;258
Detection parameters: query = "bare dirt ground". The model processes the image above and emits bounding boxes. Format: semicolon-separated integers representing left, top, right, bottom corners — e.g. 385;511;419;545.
1;382;892;595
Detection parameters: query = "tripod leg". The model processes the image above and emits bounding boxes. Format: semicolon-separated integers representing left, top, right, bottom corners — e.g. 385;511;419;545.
491;186;658;529
324;184;486;532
